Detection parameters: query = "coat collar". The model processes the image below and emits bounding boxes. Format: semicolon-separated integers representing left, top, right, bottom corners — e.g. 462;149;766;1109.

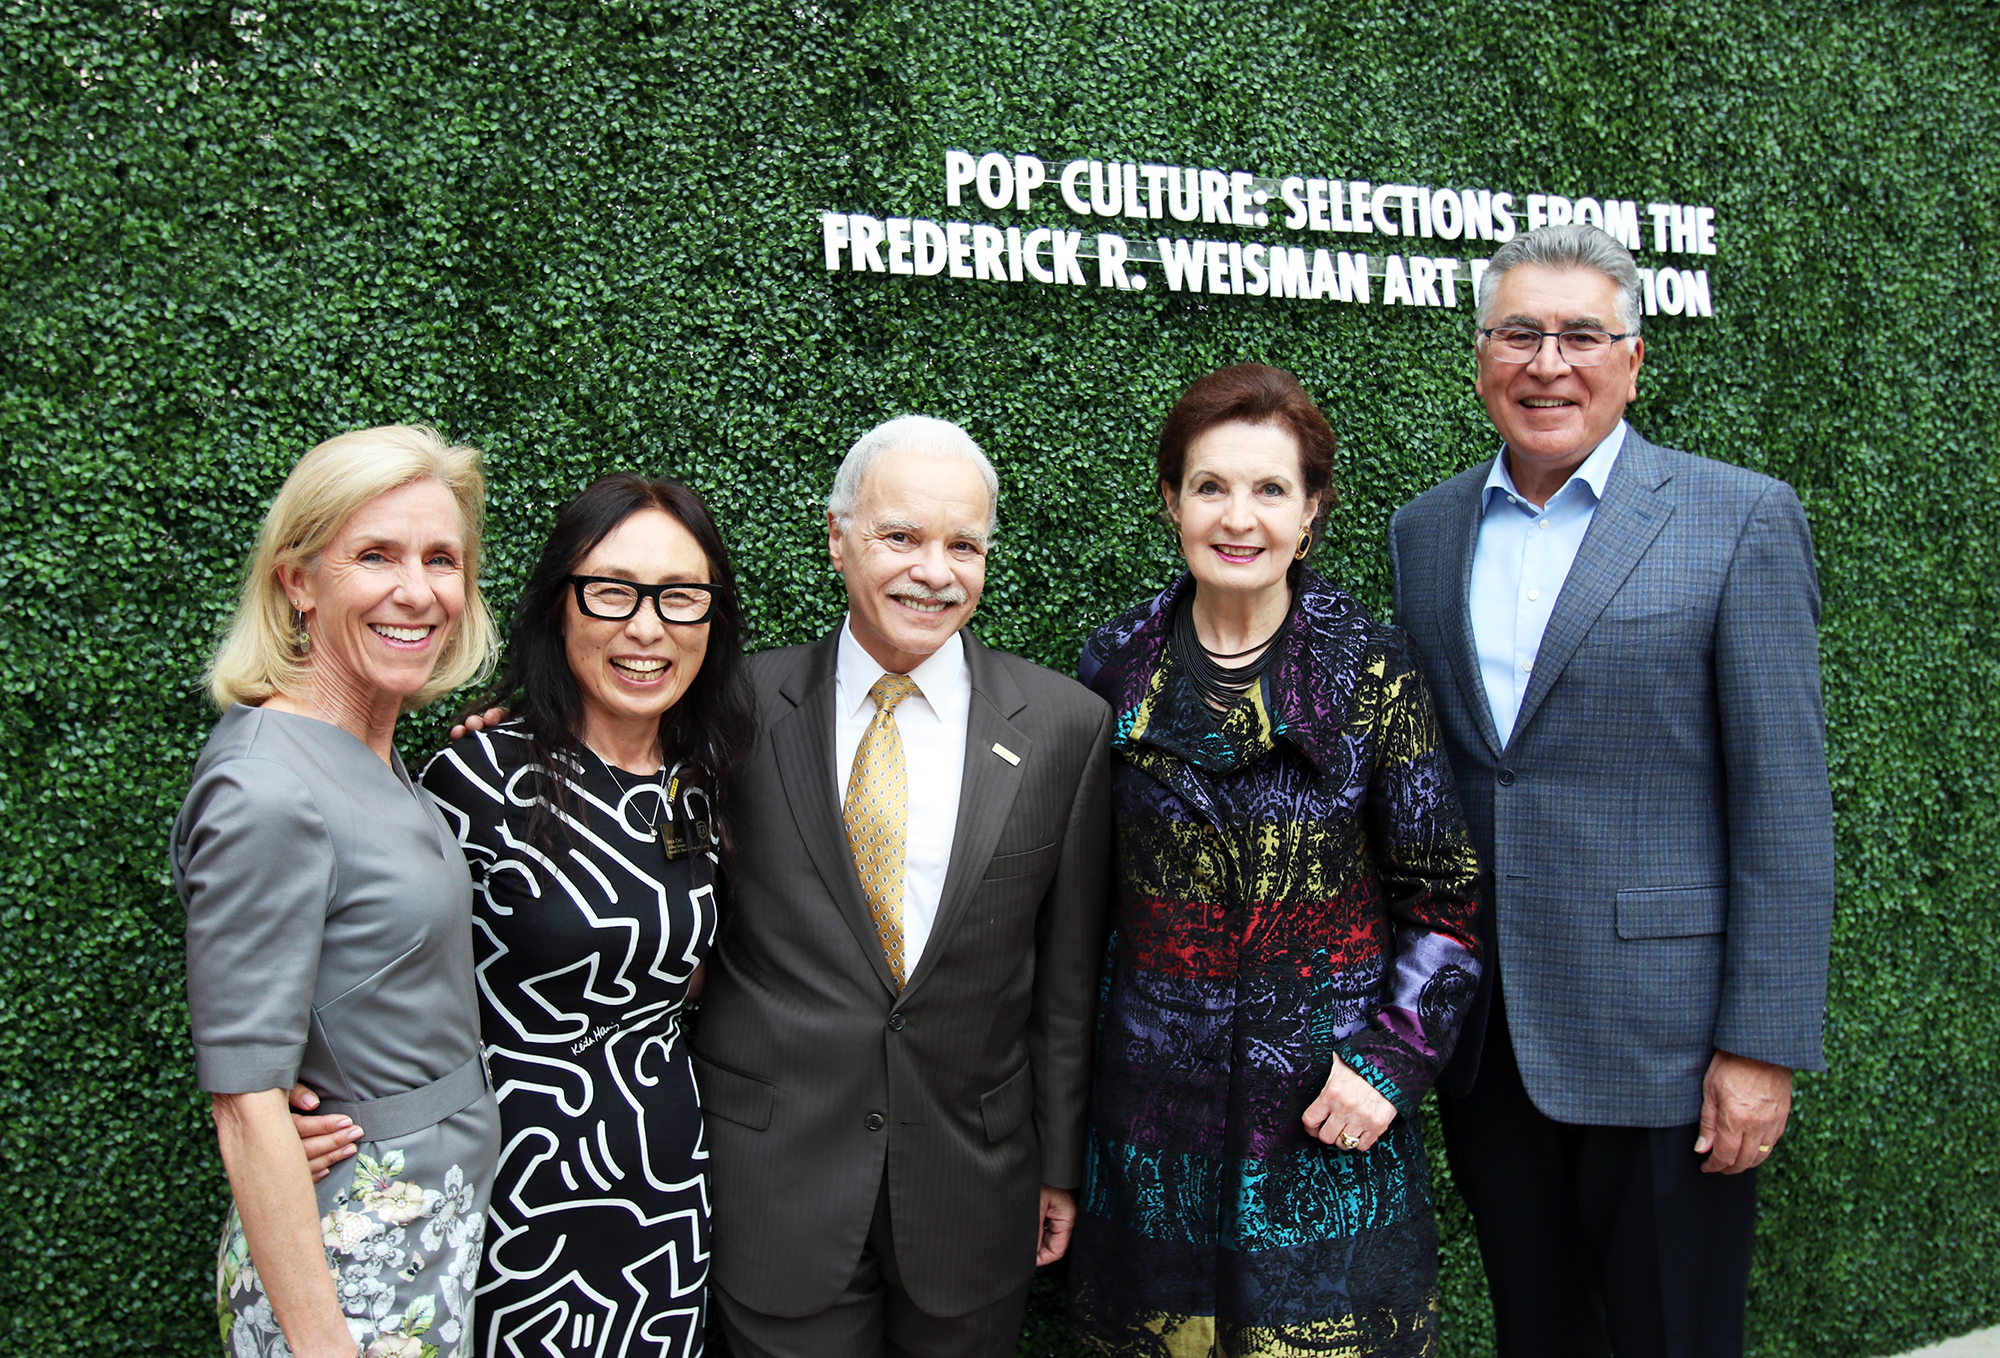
1089;569;1376;778
766;625;1028;1001
1504;429;1677;743
1435;469;1502;758
779;626;1025;720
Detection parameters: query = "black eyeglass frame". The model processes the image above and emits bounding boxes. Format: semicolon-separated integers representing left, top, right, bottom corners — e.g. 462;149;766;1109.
1476;326;1638;366
565;574;724;625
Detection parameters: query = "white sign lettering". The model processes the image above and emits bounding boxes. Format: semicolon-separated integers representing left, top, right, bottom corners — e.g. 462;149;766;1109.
819;150;1719;317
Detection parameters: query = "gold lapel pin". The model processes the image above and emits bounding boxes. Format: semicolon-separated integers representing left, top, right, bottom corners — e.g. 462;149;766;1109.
991;743;1021;765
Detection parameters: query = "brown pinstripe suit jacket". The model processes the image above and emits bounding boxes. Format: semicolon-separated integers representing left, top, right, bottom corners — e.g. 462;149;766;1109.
690;628;1113;1318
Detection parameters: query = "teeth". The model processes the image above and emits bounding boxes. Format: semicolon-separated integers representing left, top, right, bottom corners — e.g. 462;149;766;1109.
1523;399;1571;407
371;624;430;642
897;599;948;613
613;658;667;675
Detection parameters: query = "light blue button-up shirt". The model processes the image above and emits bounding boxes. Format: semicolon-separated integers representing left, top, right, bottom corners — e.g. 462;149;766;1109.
1470;420;1628;746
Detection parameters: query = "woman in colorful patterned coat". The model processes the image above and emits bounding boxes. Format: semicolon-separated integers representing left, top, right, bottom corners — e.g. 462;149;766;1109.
1066;364;1484;1358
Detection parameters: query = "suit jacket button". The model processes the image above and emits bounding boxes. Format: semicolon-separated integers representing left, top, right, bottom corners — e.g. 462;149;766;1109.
864;1113;886;1131
888;1014;905;1032
1228;812;1250;830
1497;768;1516;786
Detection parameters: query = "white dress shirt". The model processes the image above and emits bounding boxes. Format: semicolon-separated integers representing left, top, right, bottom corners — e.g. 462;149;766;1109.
1469;420;1627;746
833;619;970;969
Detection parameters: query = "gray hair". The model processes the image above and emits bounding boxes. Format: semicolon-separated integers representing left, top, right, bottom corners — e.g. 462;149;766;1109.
1477;223;1643;335
827;415;999;533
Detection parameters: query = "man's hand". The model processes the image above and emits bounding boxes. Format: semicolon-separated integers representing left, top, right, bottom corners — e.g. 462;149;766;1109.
1694;1050;1792;1174
1036;1184;1077;1266
1301;1059;1397;1152
287;1083;363;1182
449;706;508;742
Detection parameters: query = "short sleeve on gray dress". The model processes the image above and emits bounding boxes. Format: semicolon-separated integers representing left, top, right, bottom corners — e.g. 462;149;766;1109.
177;752;333;1093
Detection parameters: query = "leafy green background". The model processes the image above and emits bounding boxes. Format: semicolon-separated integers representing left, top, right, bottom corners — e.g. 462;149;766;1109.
2;1;1994;1352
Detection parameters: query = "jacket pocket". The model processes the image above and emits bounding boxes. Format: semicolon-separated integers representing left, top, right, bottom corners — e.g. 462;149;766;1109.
983;843;1056;881
979;1063;1033;1143
691;1050;775;1131
1580;605;1704;654
1599;600;1701;625
1615;884;1728;939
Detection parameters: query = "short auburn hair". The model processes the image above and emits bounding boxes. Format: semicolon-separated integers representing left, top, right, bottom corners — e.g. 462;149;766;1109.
1155;363;1341;536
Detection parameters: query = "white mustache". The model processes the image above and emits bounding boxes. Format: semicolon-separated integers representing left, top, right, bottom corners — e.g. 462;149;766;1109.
890;583;968;605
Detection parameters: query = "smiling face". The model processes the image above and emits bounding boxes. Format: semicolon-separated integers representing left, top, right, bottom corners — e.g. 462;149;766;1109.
1164;420;1321;608
1475;263;1644;501
563;508;712;764
282;476;468;717
828;446;991;675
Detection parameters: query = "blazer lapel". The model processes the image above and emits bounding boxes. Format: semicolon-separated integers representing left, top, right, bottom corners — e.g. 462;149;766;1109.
1509;434;1677;743
768;634;901;996
900;632;1028;1001
1442;464;1505;760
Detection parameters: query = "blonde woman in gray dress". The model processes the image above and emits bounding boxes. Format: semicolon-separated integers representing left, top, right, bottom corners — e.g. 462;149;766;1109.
175;425;502;1358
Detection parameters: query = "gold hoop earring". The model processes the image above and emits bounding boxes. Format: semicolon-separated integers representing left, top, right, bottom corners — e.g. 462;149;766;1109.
1294;529;1312;561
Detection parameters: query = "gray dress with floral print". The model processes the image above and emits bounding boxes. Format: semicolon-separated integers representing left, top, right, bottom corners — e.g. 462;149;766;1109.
175;705;500;1358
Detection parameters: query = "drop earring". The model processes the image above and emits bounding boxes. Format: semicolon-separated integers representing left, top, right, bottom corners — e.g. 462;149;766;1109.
1293;529;1313;561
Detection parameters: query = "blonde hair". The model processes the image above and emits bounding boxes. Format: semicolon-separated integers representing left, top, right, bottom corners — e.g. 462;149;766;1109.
207;425;498;712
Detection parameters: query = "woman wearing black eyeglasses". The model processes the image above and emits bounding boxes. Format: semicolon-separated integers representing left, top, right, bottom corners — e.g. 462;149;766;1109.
295;473;754;1357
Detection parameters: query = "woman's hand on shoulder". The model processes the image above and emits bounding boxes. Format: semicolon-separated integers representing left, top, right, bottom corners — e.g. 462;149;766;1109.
288;1083;363;1182
449;707;509;742
1301;1059;1397;1153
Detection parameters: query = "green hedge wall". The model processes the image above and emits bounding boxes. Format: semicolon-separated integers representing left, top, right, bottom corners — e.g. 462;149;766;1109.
3;1;1995;1352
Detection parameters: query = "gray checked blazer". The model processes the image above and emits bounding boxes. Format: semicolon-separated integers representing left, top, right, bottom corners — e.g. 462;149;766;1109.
690;628;1112;1319
1389;429;1836;1127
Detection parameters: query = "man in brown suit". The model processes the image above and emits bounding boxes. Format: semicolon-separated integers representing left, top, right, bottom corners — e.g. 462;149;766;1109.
692;415;1113;1357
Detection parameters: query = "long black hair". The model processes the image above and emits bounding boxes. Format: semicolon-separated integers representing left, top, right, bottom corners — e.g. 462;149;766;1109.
473;474;755;877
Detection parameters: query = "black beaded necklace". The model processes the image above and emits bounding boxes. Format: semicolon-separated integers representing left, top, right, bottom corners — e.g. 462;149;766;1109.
1171;587;1297;711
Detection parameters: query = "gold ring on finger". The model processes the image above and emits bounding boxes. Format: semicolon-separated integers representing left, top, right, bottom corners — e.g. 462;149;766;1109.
1342;1132;1361;1149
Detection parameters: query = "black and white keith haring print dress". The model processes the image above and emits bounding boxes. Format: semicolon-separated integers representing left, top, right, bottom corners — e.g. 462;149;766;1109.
422;723;717;1358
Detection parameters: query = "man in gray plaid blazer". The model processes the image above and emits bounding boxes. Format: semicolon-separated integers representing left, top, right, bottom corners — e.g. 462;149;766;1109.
1389;224;1836;1358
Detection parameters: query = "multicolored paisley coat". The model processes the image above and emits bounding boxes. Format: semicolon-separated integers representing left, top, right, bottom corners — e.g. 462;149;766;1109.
1067;570;1483;1358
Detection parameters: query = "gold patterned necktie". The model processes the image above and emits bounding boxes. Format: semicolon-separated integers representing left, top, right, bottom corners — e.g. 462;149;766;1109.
844;672;922;989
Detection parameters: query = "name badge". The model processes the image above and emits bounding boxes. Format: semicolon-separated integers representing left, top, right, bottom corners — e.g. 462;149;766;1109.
658;771;711;860
659;817;712;861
